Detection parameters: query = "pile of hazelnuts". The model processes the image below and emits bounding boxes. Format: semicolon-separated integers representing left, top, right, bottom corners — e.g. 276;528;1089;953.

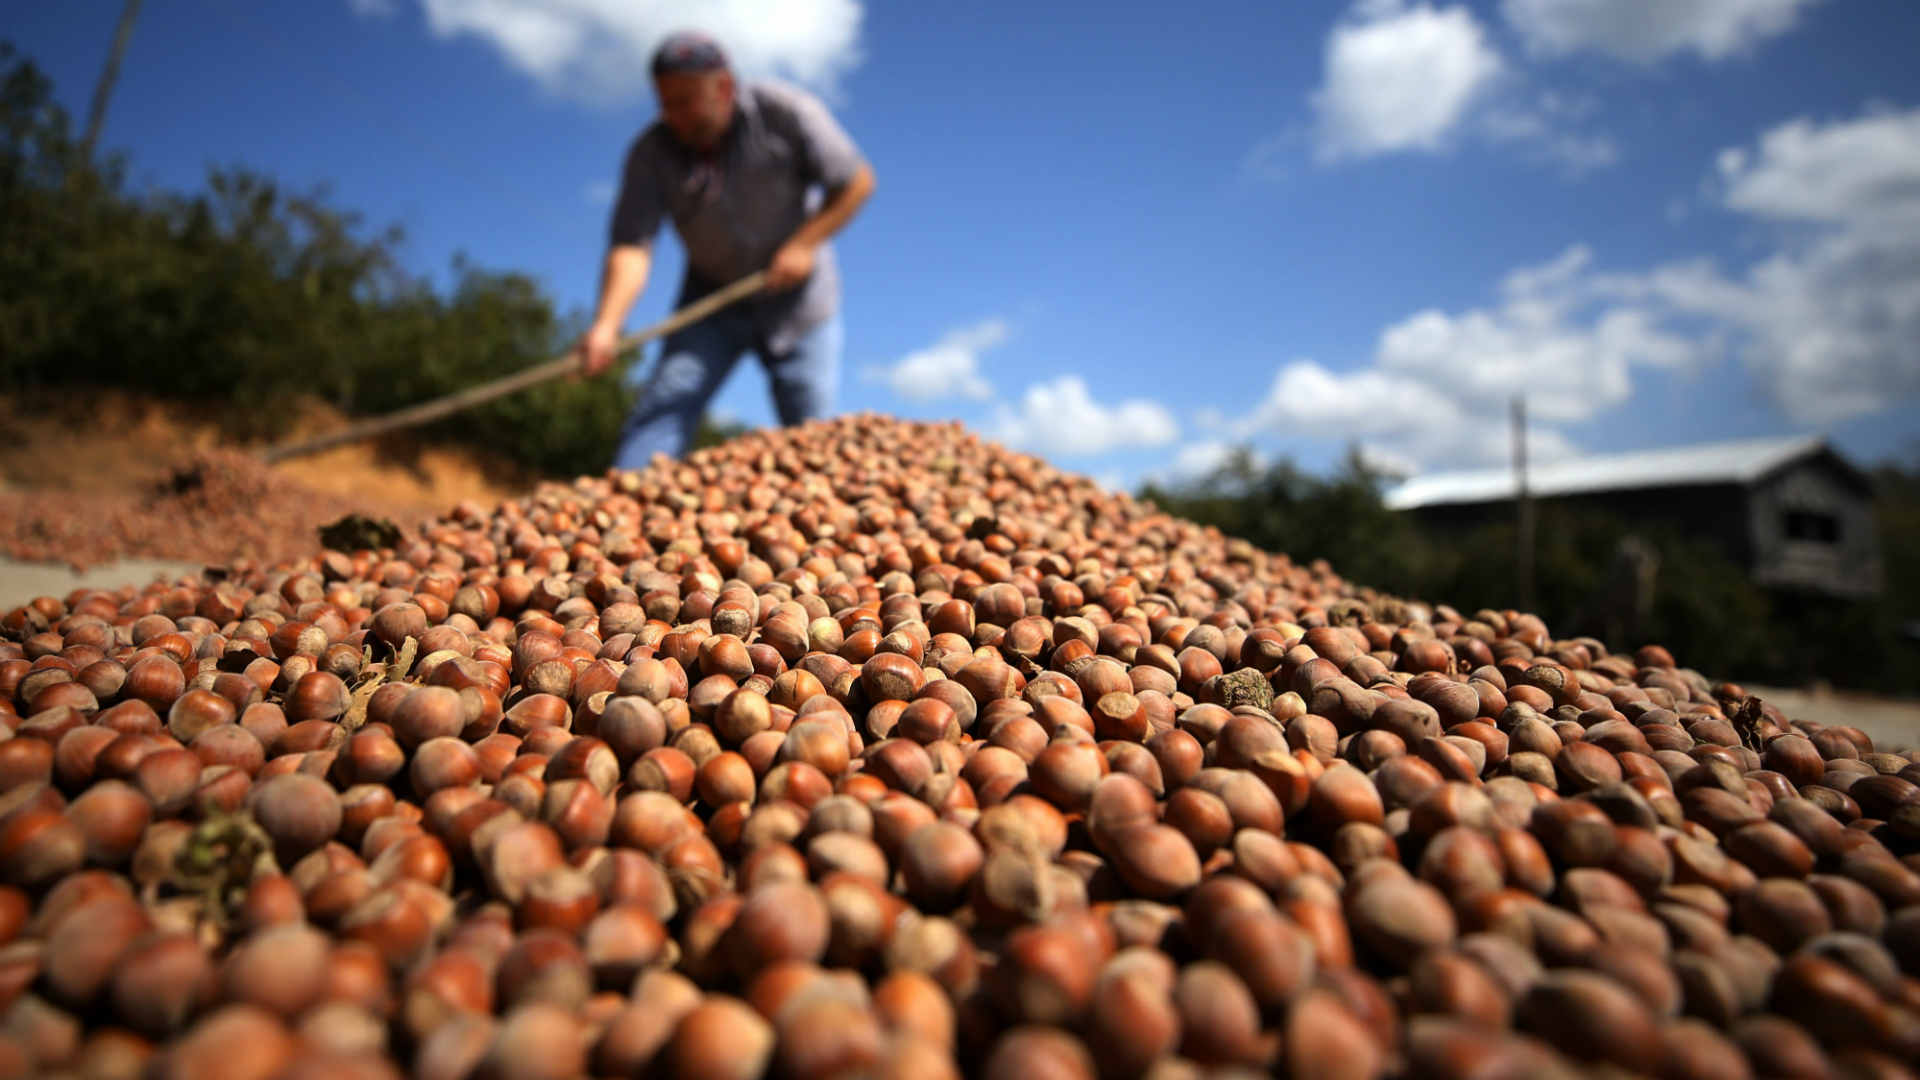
2;415;1918;1079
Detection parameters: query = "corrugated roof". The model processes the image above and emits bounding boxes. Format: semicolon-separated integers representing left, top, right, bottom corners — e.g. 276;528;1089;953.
1383;434;1827;511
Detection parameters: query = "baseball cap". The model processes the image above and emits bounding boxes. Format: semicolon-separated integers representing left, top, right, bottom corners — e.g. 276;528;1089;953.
651;31;729;76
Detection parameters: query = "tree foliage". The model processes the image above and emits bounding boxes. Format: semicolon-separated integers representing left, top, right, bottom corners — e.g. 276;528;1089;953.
1138;446;1436;596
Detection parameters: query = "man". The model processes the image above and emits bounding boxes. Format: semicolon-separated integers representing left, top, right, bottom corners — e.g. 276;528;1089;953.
579;30;875;469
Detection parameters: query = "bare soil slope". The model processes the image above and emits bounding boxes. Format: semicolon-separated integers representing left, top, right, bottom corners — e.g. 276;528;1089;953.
0;390;534;570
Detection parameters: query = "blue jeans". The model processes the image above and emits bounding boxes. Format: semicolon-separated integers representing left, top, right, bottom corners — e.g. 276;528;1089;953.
612;308;842;470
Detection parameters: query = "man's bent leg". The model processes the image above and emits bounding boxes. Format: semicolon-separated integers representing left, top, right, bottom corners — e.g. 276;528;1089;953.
759;312;843;427
613;313;749;471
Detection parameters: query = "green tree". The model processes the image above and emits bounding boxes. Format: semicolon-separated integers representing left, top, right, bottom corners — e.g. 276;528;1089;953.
1140;443;1435;596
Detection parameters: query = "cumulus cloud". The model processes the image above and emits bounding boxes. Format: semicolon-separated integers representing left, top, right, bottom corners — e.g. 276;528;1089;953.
1716;108;1920;228
1213;239;1708;471
863;320;1005;403
1236;361;1463;441
1502;0;1820;63
1299;2;1614;174
1228;355;1586;471
1312;1;1505;161
1283;0;1821;176
394;0;863;102
986;376;1179;458
1376;247;1703;424
1625;107;1920;423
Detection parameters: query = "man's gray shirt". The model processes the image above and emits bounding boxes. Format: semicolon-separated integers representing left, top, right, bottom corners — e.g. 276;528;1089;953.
609;81;865;355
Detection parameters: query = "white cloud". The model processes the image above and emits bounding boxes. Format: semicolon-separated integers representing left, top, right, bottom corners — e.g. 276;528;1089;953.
987;376;1179;458
1376;246;1703;424
1301;3;1613;175
864;320;1004;402
1237;360;1463;441
1502;0;1819;63
583;180;614;205
1716;108;1920;228
403;0;864;102
1739;234;1920;422
1215;238;1711;472
1595;108;1920;424
1229;356;1584;471
349;0;397;15
1312;2;1505;161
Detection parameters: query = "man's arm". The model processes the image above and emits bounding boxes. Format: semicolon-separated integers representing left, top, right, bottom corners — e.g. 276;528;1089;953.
579;134;665;375
766;164;875;291
578;244;653;375
759;83;875;292
766;166;876;292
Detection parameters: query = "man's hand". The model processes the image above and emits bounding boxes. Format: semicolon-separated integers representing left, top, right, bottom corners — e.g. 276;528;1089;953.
577;322;623;377
765;240;817;292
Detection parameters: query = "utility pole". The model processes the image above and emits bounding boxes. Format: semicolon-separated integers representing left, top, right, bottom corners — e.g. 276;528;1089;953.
1512;395;1535;612
80;0;144;161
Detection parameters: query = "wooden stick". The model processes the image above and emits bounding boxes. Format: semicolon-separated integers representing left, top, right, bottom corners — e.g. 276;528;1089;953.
259;271;768;464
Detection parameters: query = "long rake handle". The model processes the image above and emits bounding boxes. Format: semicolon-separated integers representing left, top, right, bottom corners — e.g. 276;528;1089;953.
259;271;768;464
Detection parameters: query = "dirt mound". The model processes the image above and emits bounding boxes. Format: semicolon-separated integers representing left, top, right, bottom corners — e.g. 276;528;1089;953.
0;390;536;570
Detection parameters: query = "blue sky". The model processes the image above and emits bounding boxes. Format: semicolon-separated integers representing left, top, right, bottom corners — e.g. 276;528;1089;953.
12;0;1920;490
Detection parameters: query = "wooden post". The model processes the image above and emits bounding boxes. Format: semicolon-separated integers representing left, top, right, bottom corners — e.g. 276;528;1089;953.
1513;395;1535;611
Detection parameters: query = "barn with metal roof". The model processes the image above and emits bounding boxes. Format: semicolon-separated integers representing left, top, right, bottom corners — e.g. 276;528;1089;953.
1383;435;1883;597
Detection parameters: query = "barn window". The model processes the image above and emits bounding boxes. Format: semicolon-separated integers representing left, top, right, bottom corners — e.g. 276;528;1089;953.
1782;510;1840;543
